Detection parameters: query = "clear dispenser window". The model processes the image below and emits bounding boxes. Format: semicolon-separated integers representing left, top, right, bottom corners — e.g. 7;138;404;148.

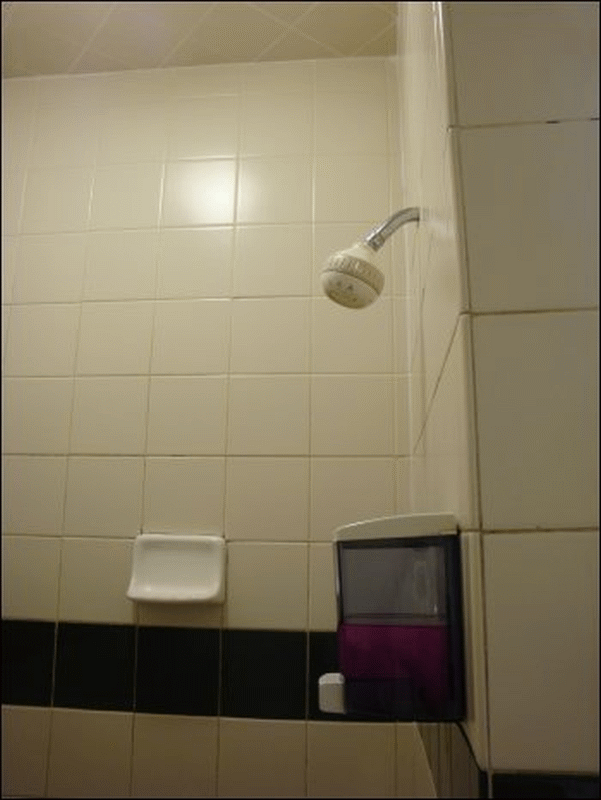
338;542;447;625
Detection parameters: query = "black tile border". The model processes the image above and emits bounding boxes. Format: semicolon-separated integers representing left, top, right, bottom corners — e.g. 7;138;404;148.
2;619;55;706
491;771;600;799
221;629;307;719
54;622;135;711
136;626;219;716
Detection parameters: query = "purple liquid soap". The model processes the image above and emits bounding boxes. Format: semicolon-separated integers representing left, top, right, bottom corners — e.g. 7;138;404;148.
338;622;449;711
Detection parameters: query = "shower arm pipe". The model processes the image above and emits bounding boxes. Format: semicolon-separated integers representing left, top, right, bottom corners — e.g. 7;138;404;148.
362;207;420;252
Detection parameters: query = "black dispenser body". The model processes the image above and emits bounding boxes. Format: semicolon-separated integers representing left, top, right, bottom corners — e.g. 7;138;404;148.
335;516;465;722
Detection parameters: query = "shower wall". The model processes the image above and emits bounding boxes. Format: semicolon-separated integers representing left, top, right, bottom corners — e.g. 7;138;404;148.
397;0;598;792
1;56;425;798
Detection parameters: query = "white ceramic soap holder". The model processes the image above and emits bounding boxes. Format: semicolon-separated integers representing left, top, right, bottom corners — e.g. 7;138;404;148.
127;532;226;603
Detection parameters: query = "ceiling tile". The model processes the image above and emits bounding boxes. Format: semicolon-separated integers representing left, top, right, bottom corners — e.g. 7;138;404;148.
354;21;396;56
251;2;316;25
294;1;393;55
3;27;83;76
1;1;398;78
87;2;215;68
167;2;289;65
260;28;339;62
7;1;113;45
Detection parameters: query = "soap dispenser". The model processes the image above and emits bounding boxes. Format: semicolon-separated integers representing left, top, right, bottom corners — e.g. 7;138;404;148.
323;513;465;721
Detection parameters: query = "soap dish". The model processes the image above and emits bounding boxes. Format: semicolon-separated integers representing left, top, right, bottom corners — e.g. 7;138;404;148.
127;533;226;603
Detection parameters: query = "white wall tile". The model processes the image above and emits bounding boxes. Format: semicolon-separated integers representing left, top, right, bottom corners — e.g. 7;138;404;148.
164;63;241;97
242;59;314;94
312;296;393;374
147;376;227;455
310;457;396;540
311;375;395;456
21;167;93;234
1;168;25;235
218;718;306;798
168;95;238;159
308;542;337;631
31;103;99;168
1;236;18;303
151;299;230;375
225;541;308;629
64;456;144;537
227;376;310;455
448;1;599;125
132;714;218;798
70;377;148;455
13;233;87;303
157;227;233;299
315;154;390;223
225;457;309;541
2;455;67;535
161;160;236;226
2;535;61;619
47;709;133;798
1;706;51;798
230;298;310;373
460;121;599;312
84;230;158;301
4;304;79;378
484;530;599;772
315;92;388;155
307;721;395;798
90;163;163;230
143;457;226;533
58;537;135;623
473;310;598;530
233;225;312;298
76;301;154;375
2;377;73;454
240;92;312;156
315;57;387;94
97;102;168;164
237;156;312;224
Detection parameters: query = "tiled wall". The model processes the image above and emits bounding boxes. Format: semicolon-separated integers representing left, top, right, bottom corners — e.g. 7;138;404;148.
397;0;599;793
0;55;434;798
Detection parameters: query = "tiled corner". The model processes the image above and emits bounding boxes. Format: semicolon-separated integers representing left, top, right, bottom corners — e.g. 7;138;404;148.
419;315;478;530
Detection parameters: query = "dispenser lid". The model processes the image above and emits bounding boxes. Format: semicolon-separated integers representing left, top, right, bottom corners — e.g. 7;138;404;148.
334;513;457;541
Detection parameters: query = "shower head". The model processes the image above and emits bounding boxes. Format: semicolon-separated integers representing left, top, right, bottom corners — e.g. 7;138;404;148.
321;207;419;309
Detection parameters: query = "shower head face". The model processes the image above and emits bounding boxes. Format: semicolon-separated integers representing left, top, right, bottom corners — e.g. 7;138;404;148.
321;242;384;309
